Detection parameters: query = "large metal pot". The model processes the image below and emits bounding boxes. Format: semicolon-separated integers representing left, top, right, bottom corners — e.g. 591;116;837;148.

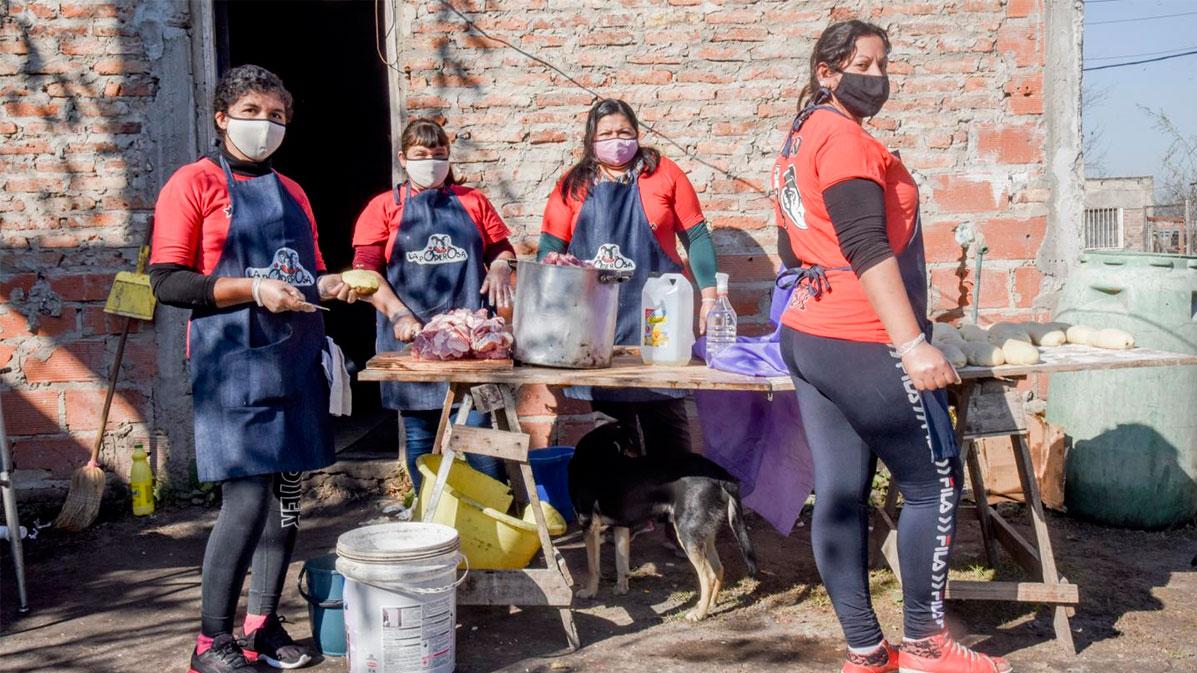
512;260;627;368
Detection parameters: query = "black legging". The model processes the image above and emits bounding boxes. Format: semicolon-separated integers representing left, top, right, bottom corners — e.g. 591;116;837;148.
780;327;962;648
591;398;692;455
200;472;303;637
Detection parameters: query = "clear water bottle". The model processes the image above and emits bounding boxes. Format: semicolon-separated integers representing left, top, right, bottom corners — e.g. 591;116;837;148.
705;272;737;365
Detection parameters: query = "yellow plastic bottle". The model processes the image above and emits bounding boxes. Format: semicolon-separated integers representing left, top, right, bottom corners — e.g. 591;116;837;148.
130;444;155;516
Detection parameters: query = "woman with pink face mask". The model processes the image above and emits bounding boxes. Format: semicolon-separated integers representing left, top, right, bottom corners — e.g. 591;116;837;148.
539;98;718;456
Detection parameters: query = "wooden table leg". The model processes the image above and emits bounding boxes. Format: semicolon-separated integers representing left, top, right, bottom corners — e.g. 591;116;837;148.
954;382;999;568
422;385;471;523
1011;432;1076;654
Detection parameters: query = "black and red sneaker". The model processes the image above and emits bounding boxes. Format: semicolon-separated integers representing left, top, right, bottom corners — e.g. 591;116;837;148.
240;614;312;669
189;634;256;673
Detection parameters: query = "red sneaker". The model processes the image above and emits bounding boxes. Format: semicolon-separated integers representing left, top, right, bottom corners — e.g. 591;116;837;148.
898;631;1011;673
843;641;900;673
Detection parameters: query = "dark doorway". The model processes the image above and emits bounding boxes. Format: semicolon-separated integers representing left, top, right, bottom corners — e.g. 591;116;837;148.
215;0;394;442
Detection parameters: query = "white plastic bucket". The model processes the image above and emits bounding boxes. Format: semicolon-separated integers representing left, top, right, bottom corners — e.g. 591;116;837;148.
335;523;466;673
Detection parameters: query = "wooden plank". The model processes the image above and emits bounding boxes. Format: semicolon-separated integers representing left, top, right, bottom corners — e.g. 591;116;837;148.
362;345;1197;388
447;426;529;462
989;509;1042;574
945;580;1078;605
366;352;514;372
456;568;574;606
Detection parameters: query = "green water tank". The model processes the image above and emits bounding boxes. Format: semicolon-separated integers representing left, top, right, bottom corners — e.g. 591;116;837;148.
1047;251;1197;529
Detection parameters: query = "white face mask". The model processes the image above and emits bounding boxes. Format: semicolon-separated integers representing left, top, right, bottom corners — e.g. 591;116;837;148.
225;117;286;162
406;158;450;189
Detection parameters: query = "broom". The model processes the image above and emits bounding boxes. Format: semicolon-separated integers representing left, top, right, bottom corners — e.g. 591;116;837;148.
53;319;132;532
55;220;155;532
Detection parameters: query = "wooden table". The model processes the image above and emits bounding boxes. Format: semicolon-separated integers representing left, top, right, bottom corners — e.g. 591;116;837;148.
360;345;1197;653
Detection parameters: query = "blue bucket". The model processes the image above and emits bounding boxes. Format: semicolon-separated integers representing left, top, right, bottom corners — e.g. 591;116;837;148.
530;446;575;523
299;554;345;657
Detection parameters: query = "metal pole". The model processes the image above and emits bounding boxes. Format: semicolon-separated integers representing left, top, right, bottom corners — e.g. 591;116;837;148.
1186;197;1193;255
0;375;31;620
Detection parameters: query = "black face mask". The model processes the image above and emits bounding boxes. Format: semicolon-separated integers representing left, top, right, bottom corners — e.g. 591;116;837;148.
834;72;890;118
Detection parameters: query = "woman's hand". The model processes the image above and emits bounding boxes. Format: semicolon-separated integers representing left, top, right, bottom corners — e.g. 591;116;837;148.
480;260;514;309
900;342;961;391
698;298;716;335
317;273;358;303
257;279;311;313
392;314;423;342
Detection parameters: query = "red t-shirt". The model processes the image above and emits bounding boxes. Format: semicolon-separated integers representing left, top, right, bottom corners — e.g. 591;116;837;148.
772;108;920;343
351;185;510;270
150;158;326;273
541;155;706;265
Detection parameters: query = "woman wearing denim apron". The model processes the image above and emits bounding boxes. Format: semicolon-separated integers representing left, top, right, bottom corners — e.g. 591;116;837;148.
150;65;353;673
538;99;719;456
773;22;1009;673
350;118;515;492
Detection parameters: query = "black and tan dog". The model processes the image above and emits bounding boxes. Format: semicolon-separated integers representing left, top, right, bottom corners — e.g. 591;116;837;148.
568;422;757;620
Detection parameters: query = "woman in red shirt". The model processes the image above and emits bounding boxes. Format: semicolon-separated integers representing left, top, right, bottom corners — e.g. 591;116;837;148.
150;65;349;673
539;98;718;455
350;118;515;491
773;22;1008;673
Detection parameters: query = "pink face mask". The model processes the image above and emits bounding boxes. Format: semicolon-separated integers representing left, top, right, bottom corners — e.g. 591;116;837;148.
594;138;639;166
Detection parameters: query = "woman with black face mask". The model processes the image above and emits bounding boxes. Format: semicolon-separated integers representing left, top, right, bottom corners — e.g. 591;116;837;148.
773;21;1009;673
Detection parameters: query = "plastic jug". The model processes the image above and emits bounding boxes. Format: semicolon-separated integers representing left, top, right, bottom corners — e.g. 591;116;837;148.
640;273;695;366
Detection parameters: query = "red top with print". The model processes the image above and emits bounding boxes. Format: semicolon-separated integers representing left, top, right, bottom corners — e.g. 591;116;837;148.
772;108;920;343
350;185;510;270
540;155;706;265
150;158;327;273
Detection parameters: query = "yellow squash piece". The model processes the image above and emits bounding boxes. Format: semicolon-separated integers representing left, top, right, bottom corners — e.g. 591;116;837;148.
341;269;380;296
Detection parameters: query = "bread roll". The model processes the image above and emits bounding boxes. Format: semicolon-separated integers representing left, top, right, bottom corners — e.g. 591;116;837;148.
1025;322;1067;347
939;341;968;368
1066;325;1097;346
962;341;1005;366
987;321;1033;346
932;323;965;345
1094;328;1135;350
995;338;1041;365
958;324;989;343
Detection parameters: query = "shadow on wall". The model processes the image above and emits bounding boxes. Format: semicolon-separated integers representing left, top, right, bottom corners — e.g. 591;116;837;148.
0;1;191;502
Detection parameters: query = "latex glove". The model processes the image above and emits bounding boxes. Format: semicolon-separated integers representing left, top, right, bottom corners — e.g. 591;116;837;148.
393;314;422;342
900;342;961;391
317;273;359;303
480;260;514;309
258;279;312;313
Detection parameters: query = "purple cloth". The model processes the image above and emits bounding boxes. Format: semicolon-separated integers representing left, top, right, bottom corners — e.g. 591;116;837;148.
691;274;813;534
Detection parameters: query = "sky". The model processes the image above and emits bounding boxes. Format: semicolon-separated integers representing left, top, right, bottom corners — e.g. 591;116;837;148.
1082;0;1197;196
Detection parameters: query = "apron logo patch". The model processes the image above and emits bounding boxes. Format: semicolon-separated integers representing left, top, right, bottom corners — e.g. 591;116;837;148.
246;247;315;286
591;243;637;271
776;163;807;230
407;234;468;265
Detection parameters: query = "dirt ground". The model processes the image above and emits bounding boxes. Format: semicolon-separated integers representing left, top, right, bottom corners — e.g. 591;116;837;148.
2;494;1196;673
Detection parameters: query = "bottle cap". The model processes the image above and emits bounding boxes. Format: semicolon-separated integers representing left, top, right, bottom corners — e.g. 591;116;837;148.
715;272;729;294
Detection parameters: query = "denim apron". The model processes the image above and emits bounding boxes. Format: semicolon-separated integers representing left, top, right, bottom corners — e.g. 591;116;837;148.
777;109;957;460
188;157;333;482
377;183;486;410
566;169;685;403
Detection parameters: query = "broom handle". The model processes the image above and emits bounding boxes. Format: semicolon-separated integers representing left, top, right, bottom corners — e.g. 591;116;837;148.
89;318;131;465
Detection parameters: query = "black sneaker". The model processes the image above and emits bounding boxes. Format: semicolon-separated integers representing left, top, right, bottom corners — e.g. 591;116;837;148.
241;614;312;669
189;634;256;673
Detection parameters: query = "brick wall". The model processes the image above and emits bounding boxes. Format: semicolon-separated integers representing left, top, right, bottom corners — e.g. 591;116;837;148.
0;0;1068;489
394;0;1054;445
0;0;190;494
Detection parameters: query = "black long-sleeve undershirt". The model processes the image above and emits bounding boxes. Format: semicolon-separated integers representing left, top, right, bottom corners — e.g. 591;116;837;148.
777;178;892;277
824;178;892;276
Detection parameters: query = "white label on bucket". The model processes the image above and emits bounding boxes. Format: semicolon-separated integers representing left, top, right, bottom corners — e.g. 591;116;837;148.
381;598;453;671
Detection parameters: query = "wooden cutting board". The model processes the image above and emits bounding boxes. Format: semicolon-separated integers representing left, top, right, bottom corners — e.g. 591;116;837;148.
366;351;514;372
